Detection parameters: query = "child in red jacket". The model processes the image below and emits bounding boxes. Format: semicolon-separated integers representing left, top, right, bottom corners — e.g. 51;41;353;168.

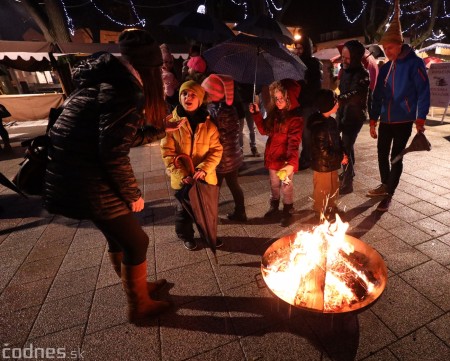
249;79;303;227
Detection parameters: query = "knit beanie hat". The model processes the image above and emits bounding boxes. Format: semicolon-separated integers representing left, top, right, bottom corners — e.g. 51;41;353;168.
119;28;162;67
179;80;206;104
314;89;337;114
187;56;207;73
201;74;234;105
380;0;403;45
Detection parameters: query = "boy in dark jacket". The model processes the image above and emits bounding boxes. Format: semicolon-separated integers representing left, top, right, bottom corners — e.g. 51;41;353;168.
309;89;345;219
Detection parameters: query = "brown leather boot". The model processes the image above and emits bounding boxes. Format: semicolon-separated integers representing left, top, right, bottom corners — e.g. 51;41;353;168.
108;252;166;293
121;261;170;322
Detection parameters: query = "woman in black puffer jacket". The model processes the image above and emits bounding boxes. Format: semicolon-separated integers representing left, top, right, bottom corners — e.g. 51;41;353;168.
202;74;246;222
44;29;172;323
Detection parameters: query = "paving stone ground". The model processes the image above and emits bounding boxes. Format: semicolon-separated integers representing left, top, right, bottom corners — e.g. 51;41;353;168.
1;114;449;361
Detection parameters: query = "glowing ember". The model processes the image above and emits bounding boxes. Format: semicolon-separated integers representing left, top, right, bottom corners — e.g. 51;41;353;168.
262;215;387;313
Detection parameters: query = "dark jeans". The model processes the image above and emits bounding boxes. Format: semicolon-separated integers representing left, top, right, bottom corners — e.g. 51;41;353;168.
94;213;149;266
175;196;195;241
217;170;245;212
377;122;413;195
341;123;363;186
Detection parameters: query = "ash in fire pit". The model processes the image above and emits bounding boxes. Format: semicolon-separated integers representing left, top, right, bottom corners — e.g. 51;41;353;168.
261;216;387;313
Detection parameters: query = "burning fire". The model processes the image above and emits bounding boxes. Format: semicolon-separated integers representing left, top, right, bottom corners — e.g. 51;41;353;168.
262;215;380;312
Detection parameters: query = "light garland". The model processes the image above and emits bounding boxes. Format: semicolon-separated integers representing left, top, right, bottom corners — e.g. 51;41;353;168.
228;0;248;19
265;0;274;18
87;0;146;27
58;0;75;36
341;0;367;24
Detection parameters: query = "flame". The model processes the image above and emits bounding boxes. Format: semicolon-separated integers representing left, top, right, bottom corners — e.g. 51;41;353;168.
263;215;377;311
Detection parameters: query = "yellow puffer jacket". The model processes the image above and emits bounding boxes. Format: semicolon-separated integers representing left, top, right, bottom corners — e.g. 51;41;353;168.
161;107;223;190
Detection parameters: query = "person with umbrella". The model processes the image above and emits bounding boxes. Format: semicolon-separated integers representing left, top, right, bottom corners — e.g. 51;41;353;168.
161;80;223;251
201;74;247;222
367;0;430;212
249;79;303;227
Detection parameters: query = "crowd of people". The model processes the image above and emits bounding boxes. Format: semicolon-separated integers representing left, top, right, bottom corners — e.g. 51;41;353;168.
39;0;430;324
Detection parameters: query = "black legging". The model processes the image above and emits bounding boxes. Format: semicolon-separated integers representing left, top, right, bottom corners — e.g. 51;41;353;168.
217;169;245;212
94;213;149;265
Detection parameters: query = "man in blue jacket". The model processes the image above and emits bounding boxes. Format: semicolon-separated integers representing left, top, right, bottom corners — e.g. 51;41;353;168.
367;0;430;212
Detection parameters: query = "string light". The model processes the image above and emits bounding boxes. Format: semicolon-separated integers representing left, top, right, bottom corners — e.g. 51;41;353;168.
87;0;146;27
341;0;367;24
267;0;282;11
265;0;274;18
228;0;248;19
58;0;75;36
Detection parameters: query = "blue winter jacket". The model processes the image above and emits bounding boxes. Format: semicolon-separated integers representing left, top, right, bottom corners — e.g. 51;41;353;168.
369;44;430;123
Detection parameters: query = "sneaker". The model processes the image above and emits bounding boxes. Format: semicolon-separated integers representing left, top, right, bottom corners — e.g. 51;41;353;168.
367;184;388;197
251;147;260;157
183;239;197;251
216;238;223;248
377;196;392;212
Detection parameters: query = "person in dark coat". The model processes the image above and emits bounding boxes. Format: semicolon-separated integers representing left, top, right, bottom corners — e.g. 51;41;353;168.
202;74;246;222
309;89;345;219
336;39;370;194
250;79;303;227
293;35;323;170
44;29;175;323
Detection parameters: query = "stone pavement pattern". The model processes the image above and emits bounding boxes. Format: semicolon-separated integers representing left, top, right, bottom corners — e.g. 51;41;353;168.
0;120;450;361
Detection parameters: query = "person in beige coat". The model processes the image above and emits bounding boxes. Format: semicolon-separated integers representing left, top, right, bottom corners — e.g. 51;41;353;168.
161;80;223;250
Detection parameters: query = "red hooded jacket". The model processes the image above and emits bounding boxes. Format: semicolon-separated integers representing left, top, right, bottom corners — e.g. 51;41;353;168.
253;79;303;172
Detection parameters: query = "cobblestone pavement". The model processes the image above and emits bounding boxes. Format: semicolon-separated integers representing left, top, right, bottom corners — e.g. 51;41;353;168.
1;118;449;361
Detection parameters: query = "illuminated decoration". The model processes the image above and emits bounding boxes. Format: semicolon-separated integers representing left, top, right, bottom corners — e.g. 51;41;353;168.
197;5;206;14
341;0;367;24
58;0;75;36
227;0;248;19
426;30;446;42
87;0;145;27
342;0;449;44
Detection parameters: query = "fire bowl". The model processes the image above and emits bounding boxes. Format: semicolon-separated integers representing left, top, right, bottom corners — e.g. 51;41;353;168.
261;233;388;313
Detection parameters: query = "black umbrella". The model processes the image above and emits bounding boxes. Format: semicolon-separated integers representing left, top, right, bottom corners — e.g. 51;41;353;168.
391;132;431;164
161;10;234;44
203;33;306;99
233;14;294;44
174;154;219;258
0;172;27;198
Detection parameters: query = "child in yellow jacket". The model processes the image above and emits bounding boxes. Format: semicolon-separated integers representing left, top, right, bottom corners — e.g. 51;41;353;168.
161;80;223;250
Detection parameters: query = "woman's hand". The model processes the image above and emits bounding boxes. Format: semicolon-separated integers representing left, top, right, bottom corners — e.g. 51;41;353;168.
249;103;260;114
341;154;349;165
130;197;145;212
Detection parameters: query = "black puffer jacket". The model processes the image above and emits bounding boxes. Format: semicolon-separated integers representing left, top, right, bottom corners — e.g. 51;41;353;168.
336;41;369;132
207;102;243;174
44;52;162;220
309;112;343;173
